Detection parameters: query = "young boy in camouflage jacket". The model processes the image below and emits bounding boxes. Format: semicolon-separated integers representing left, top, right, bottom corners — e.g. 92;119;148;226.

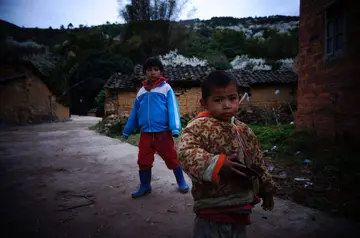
177;70;277;237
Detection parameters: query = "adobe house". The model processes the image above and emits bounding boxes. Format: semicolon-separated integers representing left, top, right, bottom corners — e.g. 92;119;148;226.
227;69;297;109
0;61;70;125
296;0;360;142
104;64;297;117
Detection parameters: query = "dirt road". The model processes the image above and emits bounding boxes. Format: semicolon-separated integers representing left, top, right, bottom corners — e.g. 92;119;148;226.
0;116;358;238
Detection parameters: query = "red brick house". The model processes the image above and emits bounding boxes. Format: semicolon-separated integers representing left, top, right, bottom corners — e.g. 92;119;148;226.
296;0;360;142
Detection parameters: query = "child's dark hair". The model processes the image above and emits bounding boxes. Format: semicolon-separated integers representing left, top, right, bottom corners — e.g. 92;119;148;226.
142;57;164;74
201;70;239;100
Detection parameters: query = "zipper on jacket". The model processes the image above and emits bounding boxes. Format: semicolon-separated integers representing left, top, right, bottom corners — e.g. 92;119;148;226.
147;92;151;131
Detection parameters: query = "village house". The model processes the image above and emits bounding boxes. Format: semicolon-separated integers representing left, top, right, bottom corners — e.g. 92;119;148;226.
0;60;70;126
296;0;360;142
104;64;297;117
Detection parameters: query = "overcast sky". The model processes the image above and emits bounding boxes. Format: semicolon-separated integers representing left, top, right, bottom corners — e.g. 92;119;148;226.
0;0;300;28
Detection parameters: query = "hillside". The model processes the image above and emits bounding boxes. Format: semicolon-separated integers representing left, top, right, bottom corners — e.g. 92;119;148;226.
0;19;69;46
0;15;299;116
1;15;298;46
181;15;299;38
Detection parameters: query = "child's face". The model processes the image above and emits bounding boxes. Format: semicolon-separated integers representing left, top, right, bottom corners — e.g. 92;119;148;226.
200;83;239;122
146;66;162;81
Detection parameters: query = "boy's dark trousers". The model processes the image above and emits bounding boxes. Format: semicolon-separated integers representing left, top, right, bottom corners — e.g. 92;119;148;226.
138;131;179;170
131;131;189;198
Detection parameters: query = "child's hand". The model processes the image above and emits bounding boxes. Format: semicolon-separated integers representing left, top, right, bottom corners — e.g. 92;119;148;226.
261;193;274;211
220;154;248;178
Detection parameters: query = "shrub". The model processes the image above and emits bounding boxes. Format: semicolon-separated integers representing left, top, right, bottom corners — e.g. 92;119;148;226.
92;114;129;137
237;104;295;125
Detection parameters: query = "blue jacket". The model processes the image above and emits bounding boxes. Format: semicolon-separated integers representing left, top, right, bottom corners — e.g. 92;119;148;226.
122;81;181;139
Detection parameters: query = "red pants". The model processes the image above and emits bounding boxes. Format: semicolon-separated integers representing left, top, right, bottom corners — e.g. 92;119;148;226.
138;131;179;170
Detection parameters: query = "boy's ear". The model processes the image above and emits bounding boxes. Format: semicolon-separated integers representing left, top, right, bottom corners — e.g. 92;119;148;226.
200;98;207;109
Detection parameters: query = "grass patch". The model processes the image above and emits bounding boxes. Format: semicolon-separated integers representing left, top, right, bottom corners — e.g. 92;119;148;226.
89;120;102;131
249;124;360;220
249;124;316;164
113;134;141;146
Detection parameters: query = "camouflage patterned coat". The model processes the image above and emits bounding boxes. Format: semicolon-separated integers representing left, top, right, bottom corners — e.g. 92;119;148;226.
177;112;276;212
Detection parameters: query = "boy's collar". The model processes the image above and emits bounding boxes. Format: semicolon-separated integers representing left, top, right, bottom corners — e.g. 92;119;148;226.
195;111;211;118
195;111;236;125
142;77;167;91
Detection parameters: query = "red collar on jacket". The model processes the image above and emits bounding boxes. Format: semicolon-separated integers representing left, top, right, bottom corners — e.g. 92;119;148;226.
142;77;167;91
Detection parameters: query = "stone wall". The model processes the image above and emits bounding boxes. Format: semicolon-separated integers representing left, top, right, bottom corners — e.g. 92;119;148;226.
296;0;360;142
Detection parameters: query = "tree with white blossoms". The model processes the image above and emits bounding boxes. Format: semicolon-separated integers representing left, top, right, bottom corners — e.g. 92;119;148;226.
231;55;295;72
159;49;208;66
277;58;294;72
230;55;272;71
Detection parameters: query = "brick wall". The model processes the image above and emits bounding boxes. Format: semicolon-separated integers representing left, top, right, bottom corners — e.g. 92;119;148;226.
116;91;138;115
0;77;28;124
296;0;360;142
105;87;202;116
27;70;54;121
174;87;202;115
55;102;70;121
106;84;296;117
0;65;70;125
251;84;296;108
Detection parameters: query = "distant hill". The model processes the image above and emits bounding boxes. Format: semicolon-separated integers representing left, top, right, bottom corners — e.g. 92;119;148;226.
1;15;298;47
0;19;22;40
0;19;70;46
179;15;299;39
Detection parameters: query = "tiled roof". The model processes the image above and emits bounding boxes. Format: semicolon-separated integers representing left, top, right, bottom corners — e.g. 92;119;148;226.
226;69;298;87
105;64;215;89
0;59;68;105
162;65;215;82
132;64;215;82
104;73;136;89
105;65;297;89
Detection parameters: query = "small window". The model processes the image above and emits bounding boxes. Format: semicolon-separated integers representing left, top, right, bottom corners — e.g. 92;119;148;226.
325;0;346;58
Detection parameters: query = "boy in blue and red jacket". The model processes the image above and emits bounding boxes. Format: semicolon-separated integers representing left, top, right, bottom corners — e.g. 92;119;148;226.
122;57;189;199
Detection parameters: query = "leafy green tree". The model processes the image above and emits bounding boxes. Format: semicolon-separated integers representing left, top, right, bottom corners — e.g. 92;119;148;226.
69;51;133;115
205;51;232;70
94;90;106;117
212;29;246;59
